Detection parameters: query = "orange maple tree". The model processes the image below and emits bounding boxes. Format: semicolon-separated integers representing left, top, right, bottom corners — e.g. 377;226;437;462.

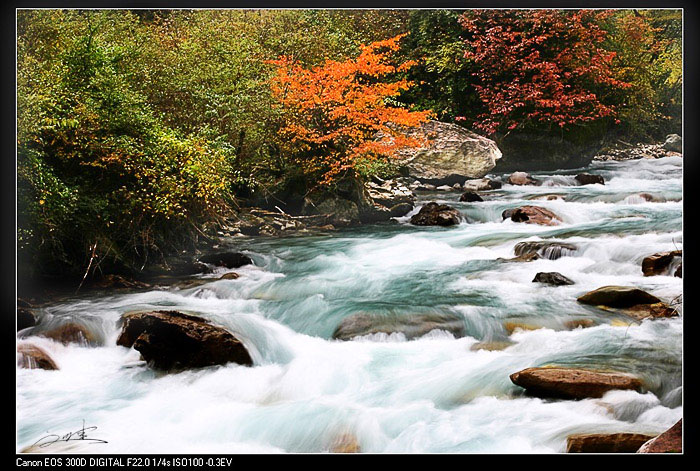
269;34;433;184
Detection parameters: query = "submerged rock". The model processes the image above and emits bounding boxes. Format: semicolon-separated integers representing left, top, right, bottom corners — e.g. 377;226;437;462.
199;252;253;269
389;120;502;185
507;171;539;186
641;250;682;276
17;343;58;370
564;319;596;330
117;310;253;371
332;313;466;341
503;206;561;225
463;178;501;191
41;322;98;346
330;433;361;453
410;202;462;226
567;433;656;453
514;241;578;260
637;419;682;453
509;367;642;399
459;191;483;202
219;272;240;280
575;173;605;185
504;322;542;335
470;341;515;351
533;272;574;286
500;252;541;263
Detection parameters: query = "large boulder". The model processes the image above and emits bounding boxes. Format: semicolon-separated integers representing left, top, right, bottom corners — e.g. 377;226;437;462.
198;252;253;269
117;310;253;371
637;419;682;453
663;134;682;153
533;272;574;286
410;202;462;226
509;367;642;399
332;312;466;341
567;433;657;453
17;343;58;370
507;171;539;186
390;120;502;185
41;322;99;346
514;241;577;260
642;250;682;277
503;206;561;225
575;173;605;185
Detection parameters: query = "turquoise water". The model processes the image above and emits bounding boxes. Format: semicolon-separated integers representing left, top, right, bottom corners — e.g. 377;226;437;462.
17;156;682;453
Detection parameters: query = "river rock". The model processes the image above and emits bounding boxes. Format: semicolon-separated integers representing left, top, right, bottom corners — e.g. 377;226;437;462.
642;250;681;276
459;191;483;202
410;202;462;226
507;171;538;186
389;120;502;185
564;319;596;330
637;419;682;453
514;241;577;260
332;313;466;341
436;185;454;191
330;433;361;453
503;206;561;225
577;286;662;308
500;252;541;263
575;173;605;185
117;310;253;370
533;272;574;286
17;307;36;331
470;341;515;351
41;322;98;346
463;178;501;191
18;343;58;370
675;263;681;278
90;274;152;290
219;272;240;280
509;367;642;399
663;134;682;153
365;179;415;209
199;252;253;269
566;433;657;453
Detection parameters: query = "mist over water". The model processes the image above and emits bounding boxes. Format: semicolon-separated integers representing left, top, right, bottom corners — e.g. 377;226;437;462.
17;156;682;453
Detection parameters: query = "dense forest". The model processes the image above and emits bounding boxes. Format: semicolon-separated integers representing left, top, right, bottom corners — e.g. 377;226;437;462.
17;9;682;283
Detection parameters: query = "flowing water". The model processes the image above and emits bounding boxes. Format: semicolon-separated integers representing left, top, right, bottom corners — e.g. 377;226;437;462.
17;156;683;453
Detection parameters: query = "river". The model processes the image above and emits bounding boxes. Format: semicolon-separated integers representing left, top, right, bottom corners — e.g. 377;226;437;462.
17;155;682;453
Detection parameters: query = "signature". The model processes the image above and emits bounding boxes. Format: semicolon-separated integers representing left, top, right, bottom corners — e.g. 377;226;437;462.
32;420;108;448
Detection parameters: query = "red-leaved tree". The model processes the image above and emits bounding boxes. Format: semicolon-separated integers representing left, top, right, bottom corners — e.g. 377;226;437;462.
457;9;631;136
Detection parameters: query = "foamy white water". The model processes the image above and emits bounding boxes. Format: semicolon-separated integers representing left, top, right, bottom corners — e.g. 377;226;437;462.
17;156;682;453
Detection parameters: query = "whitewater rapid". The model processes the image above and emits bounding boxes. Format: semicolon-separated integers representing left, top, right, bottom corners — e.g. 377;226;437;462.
17;156;682;453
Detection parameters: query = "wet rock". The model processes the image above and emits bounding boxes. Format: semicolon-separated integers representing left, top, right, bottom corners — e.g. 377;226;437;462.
509;367;642;399
219;272;240;280
663;134;682;153
564;319;596;330
675;263;681;278
637;419;682;453
566;433;657;453
575;173;605;185
199;252;253;269
330;433;361;453
504;322;542;335
17;307;36;331
388;120;502;184
503;206;561;225
41;323;98;346
577;286;662;308
117;310;253;371
463;178;501;191
641;250;682;276
500;252;541;263
89;274;152;290
410;202;462;226
533;272;574;286
17;343;58;370
531;194;565;201
388;202;414;218
623;302;678;321
332;313;466;341
507;171;538;186
470;341;515;351
514;241;577;260
459;191;483;202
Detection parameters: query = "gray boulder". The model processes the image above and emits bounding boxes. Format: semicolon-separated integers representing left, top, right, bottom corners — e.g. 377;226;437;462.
663;134;682;153
390;120;501;185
